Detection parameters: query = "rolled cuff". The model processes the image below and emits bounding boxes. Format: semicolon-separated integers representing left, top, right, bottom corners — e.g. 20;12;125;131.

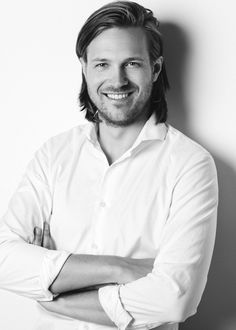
38;249;71;301
98;284;133;330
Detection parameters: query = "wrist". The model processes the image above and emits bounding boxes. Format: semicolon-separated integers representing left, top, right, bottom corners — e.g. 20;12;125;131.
108;256;125;284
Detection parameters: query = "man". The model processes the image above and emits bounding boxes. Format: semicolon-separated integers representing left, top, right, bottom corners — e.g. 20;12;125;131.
0;1;218;330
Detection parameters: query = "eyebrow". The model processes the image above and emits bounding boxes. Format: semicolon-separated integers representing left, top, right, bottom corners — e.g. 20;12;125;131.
92;58;109;62
91;57;145;62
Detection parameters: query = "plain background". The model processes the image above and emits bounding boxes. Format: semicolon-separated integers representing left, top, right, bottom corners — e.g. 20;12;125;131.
0;1;236;329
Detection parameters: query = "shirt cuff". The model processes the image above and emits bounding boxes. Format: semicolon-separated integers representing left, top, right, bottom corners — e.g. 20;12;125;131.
38;249;71;301
98;284;133;330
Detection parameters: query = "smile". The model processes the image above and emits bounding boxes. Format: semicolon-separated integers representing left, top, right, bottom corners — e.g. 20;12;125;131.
104;93;131;100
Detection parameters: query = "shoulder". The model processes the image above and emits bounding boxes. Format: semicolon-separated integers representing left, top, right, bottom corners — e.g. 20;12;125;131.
36;121;91;163
47;123;88;149
165;124;217;179
166;124;213;160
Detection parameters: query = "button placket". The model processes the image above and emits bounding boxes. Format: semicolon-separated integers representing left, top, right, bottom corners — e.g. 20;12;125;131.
90;160;126;252
89;165;111;252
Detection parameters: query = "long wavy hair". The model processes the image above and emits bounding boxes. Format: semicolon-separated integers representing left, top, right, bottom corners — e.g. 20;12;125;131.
76;1;170;123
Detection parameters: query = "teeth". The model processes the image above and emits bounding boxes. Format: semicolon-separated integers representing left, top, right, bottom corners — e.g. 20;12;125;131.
106;93;129;100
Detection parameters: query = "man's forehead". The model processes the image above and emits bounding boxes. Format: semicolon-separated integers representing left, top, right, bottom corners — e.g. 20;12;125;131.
86;27;149;61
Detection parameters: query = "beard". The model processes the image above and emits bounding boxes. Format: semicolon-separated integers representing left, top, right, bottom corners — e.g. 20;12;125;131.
97;98;151;127
85;82;153;127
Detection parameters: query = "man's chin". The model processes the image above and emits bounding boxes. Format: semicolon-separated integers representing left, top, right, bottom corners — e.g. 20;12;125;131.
100;117;134;127
98;111;143;128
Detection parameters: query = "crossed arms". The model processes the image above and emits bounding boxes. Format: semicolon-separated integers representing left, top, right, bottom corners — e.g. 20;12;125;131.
33;223;154;326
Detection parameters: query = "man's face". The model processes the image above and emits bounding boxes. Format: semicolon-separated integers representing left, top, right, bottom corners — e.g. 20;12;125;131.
81;27;160;127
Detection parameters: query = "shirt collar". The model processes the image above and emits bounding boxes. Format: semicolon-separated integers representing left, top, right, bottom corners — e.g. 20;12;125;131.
83;121;99;145
132;113;167;147
82;113;167;148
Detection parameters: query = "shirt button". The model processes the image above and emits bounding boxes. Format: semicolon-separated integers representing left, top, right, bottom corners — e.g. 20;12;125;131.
91;243;98;250
99;201;106;208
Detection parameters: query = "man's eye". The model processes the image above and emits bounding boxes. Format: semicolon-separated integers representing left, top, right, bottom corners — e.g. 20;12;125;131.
95;63;108;68
126;62;140;68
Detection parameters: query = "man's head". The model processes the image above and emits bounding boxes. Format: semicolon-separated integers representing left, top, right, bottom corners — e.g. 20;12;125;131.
76;1;169;125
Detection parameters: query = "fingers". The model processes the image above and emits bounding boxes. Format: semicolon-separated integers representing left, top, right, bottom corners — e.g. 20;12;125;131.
42;221;52;249
32;222;55;249
32;226;42;246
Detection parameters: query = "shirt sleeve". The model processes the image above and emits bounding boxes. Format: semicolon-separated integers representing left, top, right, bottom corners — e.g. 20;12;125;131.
98;151;218;329
0;142;71;301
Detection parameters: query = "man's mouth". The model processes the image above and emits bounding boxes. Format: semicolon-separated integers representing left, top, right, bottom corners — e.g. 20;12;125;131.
103;92;133;100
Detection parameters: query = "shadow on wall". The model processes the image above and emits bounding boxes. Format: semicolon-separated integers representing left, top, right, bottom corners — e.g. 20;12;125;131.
160;22;236;330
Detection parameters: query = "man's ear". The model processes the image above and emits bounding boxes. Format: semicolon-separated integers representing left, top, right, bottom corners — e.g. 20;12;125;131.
80;57;87;78
152;56;163;82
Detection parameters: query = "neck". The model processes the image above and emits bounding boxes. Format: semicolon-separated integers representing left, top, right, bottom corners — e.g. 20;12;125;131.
98;119;147;165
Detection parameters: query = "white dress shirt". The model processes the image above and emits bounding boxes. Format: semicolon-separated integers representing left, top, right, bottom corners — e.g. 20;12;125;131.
0;114;218;330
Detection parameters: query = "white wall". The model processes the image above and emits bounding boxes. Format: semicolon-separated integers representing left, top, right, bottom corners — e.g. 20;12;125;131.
0;1;235;329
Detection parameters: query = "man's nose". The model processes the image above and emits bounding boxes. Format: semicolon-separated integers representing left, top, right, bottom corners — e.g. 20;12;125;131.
110;66;128;88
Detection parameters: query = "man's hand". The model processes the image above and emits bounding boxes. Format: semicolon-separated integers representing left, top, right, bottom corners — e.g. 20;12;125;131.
33;222;56;250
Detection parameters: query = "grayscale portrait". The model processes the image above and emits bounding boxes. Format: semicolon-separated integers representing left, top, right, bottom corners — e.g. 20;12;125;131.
0;1;235;330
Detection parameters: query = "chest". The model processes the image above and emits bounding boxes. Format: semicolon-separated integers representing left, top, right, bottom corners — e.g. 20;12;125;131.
49;146;173;257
